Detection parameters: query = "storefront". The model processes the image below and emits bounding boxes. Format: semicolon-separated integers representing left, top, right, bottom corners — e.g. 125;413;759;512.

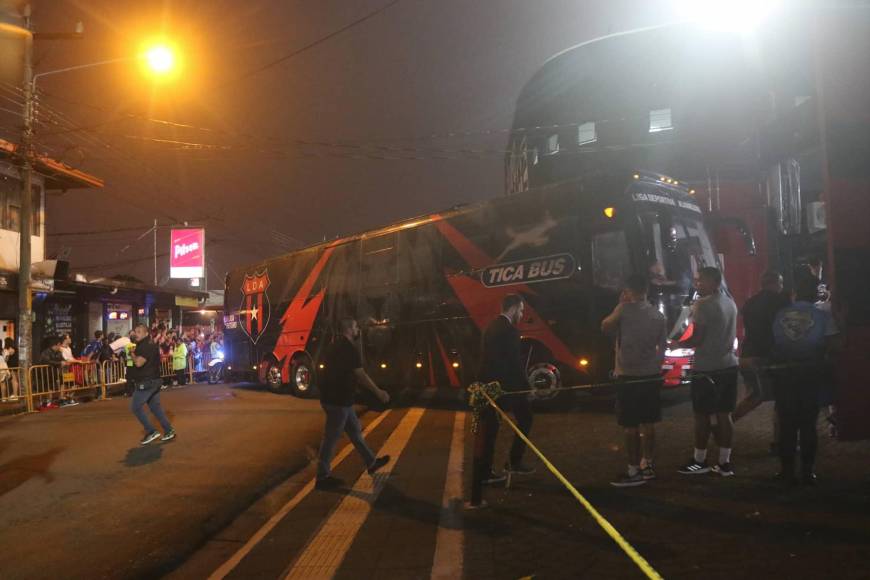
32;276;207;355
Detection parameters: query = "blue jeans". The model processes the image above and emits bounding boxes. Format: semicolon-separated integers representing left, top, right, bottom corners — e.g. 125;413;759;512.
131;378;173;434
317;403;376;480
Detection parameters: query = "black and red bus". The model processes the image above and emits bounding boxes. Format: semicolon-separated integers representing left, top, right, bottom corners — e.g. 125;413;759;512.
223;170;717;400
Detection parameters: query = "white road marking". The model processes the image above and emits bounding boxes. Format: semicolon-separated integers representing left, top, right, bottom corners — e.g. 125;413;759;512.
431;411;466;580
208;408;392;580
283;407;426;579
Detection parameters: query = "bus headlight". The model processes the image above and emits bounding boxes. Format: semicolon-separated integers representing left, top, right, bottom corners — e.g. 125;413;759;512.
665;347;693;358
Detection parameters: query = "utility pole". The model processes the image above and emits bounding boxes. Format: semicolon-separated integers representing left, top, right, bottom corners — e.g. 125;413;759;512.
16;5;34;373
15;5;84;376
153;218;158;285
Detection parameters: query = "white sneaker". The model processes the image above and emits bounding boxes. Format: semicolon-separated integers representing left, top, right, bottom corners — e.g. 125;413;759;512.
140;431;161;445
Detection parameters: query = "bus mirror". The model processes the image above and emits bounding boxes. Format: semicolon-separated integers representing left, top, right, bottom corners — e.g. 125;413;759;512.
706;216;757;256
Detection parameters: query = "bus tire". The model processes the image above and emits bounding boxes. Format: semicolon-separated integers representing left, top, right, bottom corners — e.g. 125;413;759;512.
290;356;317;398
526;362;564;405
261;357;285;393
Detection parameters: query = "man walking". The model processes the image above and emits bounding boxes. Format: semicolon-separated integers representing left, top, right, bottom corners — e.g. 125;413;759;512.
315;318;390;490
733;270;789;450
770;273;838;485
128;324;175;445
677;267;739;477
468;293;534;509
602;275;667;487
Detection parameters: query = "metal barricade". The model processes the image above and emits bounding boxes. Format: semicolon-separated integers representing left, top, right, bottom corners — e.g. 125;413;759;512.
102;359;129;397
0;366;26;412
63;360;103;399
28;364;63;410
27;361;105;411
160;355;175;379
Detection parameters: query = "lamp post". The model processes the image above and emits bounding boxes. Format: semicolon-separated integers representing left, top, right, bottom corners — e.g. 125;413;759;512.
15;7;177;378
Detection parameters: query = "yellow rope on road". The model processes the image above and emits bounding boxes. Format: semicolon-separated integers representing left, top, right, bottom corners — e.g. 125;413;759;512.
482;391;664;580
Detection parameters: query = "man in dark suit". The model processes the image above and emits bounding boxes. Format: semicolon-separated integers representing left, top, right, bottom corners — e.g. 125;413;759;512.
468;293;535;509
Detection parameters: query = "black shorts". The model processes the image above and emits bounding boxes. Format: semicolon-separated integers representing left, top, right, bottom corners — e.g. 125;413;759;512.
691;367;738;414
615;375;662;428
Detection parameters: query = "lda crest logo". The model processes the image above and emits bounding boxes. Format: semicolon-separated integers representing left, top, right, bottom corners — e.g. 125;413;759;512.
240;270;271;344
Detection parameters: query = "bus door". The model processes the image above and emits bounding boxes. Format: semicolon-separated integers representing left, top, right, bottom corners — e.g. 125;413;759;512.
586;220;634;380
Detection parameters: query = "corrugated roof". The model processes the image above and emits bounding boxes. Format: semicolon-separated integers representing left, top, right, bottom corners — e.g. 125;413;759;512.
0;138;103;190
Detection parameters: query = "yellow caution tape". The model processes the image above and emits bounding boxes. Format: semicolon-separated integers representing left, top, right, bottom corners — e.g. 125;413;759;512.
482;391;664;580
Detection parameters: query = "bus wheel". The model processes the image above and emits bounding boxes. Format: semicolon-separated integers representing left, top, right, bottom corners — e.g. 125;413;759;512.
290;357;316;398
526;363;561;402
262;359;284;393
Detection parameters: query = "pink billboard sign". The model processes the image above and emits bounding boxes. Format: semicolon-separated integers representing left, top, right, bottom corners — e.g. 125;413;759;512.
170;228;205;279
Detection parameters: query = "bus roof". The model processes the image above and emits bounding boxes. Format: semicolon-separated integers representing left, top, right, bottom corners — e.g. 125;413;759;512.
228;170;695;274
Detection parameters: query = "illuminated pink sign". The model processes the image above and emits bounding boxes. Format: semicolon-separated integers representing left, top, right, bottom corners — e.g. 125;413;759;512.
170;228;205;279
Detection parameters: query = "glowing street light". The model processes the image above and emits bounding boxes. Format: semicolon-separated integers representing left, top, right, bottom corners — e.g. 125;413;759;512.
144;44;176;75
672;0;782;32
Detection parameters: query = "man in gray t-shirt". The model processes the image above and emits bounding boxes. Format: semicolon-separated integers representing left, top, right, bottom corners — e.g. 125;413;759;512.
677;267;739;478
602;274;667;487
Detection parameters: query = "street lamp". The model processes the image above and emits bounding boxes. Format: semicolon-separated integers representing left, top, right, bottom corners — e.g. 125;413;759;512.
145;44;176;75
15;22;179;378
671;0;782;32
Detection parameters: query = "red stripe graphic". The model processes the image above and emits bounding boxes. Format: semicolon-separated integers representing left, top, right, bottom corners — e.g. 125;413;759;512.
273;245;339;377
433;219;578;371
435;332;460;388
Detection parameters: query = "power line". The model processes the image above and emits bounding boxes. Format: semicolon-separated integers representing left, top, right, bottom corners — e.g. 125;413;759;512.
219;0;405;90
49;221;213;237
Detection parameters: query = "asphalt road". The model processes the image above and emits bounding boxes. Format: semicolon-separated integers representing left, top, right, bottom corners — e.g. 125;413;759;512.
0;383;357;580
3;382;870;579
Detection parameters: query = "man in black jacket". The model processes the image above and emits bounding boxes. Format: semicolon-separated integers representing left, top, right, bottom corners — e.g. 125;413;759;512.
468;294;534;509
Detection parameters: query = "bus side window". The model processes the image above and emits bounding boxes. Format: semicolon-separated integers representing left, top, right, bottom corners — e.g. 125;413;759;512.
359;234;399;364
591;230;631;291
361;233;398;288
398;227;440;320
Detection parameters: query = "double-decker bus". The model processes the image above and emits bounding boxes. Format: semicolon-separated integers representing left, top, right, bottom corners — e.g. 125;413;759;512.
223;170;717;400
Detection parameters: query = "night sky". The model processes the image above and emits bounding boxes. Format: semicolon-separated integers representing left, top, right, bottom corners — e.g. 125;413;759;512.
23;0;682;290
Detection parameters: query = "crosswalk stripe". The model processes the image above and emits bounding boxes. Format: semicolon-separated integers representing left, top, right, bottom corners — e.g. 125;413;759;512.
208;408;392;580
431;411;466;580
282;407;426;579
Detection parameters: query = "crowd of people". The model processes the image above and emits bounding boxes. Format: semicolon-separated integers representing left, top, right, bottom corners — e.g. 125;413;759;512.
302;260;840;507
465;263;839;508
0;321;225;409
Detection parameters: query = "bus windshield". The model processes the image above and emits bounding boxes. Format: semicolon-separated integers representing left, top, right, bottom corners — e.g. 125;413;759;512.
641;211;718;295
640;211;719;339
